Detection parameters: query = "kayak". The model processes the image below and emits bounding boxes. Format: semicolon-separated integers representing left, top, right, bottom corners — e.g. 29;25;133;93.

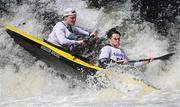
3;24;101;78
1;23;156;93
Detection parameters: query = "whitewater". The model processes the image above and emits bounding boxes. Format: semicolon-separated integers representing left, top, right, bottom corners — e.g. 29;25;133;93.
0;0;180;106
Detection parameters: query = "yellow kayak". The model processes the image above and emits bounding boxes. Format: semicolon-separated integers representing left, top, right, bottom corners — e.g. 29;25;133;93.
1;23;156;93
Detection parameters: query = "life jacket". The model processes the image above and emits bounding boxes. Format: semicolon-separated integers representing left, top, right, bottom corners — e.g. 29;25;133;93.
61;22;77;40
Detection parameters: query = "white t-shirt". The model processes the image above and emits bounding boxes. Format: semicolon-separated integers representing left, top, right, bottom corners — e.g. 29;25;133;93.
99;45;126;62
99;45;145;67
48;21;89;46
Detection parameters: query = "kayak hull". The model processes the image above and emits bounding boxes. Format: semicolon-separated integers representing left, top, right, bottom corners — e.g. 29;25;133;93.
6;28;96;79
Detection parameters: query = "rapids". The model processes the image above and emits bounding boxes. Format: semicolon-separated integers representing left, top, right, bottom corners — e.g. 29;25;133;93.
0;0;180;106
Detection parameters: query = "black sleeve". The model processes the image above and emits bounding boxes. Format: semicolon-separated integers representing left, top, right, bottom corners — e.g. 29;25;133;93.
98;58;111;69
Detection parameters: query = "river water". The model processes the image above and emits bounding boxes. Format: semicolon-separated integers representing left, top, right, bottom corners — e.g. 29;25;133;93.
0;0;180;106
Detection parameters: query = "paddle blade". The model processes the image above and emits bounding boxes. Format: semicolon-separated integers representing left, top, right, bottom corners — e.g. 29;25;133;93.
128;53;175;63
154;53;175;60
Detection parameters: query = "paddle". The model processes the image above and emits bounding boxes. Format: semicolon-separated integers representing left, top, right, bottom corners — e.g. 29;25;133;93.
128;53;175;63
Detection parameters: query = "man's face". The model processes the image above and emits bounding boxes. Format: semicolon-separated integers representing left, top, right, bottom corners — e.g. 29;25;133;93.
64;15;76;26
108;33;120;48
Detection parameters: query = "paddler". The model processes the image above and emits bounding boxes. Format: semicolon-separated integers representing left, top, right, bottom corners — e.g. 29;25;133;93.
98;28;153;69
47;8;96;51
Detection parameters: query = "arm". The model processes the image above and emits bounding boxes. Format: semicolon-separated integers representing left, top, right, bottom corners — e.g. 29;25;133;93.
98;46;111;68
74;26;89;36
129;60;150;67
114;49;129;65
98;58;111;69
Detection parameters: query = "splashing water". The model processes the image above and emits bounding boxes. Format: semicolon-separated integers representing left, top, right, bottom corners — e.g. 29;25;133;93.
0;0;180;106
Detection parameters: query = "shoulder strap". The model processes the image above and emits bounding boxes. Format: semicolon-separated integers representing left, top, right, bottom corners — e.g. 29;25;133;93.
61;22;74;33
106;44;111;46
61;21;67;27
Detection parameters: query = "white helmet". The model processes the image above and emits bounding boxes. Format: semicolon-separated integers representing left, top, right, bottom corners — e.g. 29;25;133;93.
63;8;76;18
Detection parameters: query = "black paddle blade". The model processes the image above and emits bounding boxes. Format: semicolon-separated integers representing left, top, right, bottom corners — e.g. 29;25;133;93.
154;53;175;60
128;53;175;63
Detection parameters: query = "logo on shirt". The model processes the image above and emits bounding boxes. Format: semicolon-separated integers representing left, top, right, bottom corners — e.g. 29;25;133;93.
113;52;124;60
113;52;124;57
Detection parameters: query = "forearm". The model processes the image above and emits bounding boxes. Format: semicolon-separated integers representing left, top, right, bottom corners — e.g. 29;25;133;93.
74;27;89;36
58;37;75;45
133;61;149;67
98;58;111;69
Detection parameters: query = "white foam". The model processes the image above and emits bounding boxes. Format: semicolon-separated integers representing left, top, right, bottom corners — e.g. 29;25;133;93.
0;0;180;106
